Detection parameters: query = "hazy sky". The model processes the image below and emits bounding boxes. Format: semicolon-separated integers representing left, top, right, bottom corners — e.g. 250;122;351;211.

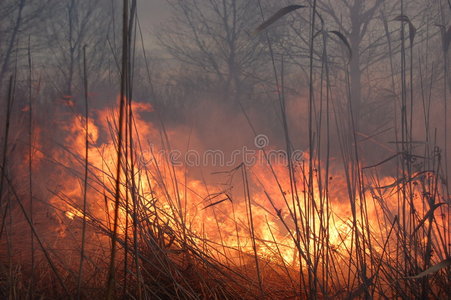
137;0;171;49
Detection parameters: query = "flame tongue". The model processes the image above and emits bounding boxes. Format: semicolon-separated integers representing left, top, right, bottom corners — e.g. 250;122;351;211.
36;99;448;284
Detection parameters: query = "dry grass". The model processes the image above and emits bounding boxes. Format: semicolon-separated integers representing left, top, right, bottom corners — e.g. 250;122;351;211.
0;1;450;299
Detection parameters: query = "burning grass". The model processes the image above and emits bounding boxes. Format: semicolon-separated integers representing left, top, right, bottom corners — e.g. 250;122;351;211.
0;1;450;299
1;99;449;298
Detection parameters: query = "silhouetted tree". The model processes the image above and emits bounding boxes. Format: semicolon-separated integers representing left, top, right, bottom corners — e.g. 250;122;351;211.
0;0;54;89
158;0;271;103
45;0;116;98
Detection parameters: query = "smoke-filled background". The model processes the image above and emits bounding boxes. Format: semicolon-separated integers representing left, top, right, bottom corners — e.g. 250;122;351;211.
0;0;450;299
0;0;449;170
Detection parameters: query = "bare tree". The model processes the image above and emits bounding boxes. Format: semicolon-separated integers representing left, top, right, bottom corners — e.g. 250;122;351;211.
0;0;54;89
157;0;270;103
45;0;116;98
273;1;428;129
323;0;384;126
281;0;396;127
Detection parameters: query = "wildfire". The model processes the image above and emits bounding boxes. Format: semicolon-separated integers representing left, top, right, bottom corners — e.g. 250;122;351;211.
29;98;447;284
